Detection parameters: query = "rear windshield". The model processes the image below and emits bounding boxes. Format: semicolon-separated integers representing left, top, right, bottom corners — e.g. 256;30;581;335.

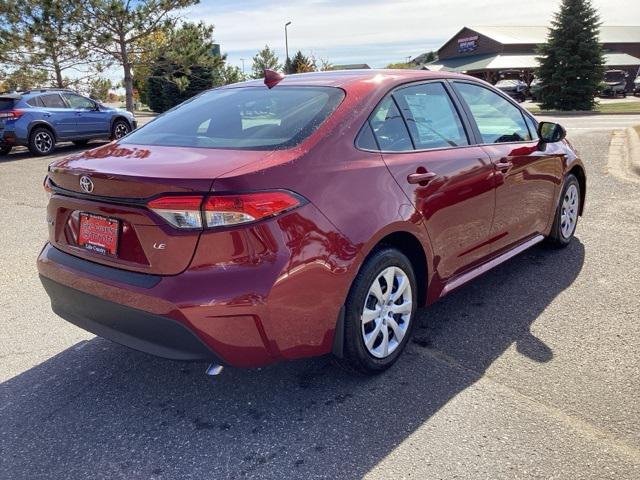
0;99;15;110
604;71;625;81
122;86;345;150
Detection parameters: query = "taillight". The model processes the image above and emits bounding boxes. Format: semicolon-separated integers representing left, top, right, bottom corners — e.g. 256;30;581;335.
0;110;25;121
203;192;303;228
43;175;53;199
148;195;204;229
147;191;304;230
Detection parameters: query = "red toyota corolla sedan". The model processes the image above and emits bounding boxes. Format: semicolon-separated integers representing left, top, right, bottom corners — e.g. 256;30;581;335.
38;70;585;374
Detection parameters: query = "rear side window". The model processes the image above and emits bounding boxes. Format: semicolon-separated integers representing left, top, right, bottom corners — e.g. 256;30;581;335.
454;82;531;144
366;97;413;152
40;94;67;108
393;82;468;149
122;86;344;150
27;96;44;107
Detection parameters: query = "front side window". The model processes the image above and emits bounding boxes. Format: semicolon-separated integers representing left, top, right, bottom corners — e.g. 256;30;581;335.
122;86;344;150
63;93;95;110
393;82;468;149
454;82;531;144
366;97;413;152
524;115;539;140
40;94;67;109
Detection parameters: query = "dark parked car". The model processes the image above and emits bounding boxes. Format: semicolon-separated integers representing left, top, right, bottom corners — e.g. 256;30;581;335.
0;88;136;156
494;79;528;102
38;70;585;375
599;70;629;97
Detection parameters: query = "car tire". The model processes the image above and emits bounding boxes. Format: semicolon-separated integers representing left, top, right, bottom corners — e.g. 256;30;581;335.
111;119;130;140
73;140;89;146
546;174;580;248
0;145;12;156
28;127;55;156
335;247;418;375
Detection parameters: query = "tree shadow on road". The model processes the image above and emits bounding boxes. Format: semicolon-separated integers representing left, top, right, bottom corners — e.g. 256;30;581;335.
0;240;584;479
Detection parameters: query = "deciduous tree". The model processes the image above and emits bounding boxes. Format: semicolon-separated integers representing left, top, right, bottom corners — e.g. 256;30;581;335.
76;0;198;112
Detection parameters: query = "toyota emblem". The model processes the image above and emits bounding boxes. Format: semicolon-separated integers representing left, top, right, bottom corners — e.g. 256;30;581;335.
79;175;94;193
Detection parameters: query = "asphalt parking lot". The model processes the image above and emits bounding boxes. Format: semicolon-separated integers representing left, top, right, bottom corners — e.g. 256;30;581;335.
1;115;639;479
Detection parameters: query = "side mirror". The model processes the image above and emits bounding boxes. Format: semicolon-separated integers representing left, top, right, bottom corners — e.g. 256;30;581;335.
538;121;566;143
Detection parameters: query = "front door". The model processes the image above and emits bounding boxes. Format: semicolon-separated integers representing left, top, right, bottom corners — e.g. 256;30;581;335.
368;81;497;282
452;81;564;251
62;93;110;136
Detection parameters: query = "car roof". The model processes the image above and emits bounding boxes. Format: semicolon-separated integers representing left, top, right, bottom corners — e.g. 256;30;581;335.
223;69;475;91
18;89;75;98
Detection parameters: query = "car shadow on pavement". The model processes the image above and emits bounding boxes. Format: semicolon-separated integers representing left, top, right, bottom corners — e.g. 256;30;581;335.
1;240;585;479
0;142;108;163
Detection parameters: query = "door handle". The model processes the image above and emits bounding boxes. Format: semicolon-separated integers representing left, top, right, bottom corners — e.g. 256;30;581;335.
495;161;513;172
407;171;437;185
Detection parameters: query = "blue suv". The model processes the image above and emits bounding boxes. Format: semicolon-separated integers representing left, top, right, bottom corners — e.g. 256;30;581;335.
0;89;137;156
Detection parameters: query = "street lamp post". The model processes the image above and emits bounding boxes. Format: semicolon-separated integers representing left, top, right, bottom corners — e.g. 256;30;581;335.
240;58;245;73
285;21;292;70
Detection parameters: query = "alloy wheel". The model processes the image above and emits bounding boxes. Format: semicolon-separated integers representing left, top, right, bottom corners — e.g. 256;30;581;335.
361;266;413;359
35;131;53;153
114;122;129;139
560;184;579;238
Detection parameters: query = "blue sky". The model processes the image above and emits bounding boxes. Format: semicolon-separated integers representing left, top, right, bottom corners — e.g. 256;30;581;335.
184;0;639;71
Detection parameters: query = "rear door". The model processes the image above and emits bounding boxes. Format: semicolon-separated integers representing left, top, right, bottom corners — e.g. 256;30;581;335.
366;81;497;281
62;93;110;135
40;93;77;138
451;81;563;252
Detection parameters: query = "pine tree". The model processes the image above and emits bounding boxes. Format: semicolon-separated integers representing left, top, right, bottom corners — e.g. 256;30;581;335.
0;0;99;88
536;0;604;111
251;45;281;79
290;51;316;74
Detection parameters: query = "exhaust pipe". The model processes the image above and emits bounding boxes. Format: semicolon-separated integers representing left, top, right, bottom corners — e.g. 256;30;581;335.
205;363;224;376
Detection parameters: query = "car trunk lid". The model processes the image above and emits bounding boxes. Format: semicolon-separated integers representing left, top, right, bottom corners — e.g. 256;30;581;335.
47;143;275;275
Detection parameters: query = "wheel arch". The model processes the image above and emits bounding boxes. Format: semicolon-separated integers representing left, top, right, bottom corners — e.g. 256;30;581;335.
567;164;586;216
28;121;57;141
110;115;132;134
331;227;431;361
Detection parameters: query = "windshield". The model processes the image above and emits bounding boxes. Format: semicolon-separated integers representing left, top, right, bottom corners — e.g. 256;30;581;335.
604;71;625;82
122;86;345;150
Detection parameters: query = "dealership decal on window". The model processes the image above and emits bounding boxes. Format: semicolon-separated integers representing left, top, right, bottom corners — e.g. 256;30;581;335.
457;35;479;53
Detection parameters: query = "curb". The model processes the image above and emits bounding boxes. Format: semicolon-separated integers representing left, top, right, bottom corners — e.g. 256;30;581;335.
627;127;640;177
606;128;640;184
529;110;640;117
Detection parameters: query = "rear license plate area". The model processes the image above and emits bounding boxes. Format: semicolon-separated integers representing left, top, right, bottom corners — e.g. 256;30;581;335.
78;213;120;256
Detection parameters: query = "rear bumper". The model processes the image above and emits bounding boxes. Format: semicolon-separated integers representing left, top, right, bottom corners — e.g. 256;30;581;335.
38;198;358;367
40;275;219;361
